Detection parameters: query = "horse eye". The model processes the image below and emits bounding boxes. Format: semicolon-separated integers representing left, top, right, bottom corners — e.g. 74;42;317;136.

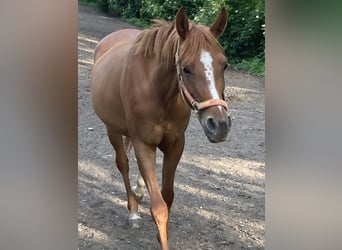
183;65;192;74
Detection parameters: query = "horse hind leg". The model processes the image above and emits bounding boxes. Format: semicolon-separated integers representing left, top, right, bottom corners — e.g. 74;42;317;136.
133;173;146;203
123;136;146;203
123;135;133;154
107;128;141;228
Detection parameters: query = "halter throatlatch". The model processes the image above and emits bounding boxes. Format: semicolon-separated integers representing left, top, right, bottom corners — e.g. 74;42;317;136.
175;40;228;112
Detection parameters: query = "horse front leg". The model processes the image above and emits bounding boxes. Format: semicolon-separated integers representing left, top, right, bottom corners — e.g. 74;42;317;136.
160;135;185;213
133;141;169;250
158;135;185;245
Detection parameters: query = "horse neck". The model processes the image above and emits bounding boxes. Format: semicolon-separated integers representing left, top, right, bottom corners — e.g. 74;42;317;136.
132;26;181;108
150;60;179;107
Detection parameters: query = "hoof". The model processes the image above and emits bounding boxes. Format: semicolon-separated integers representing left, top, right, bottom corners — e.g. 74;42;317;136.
128;213;141;229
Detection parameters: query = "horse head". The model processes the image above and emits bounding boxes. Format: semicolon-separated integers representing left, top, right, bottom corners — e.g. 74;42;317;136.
175;7;232;143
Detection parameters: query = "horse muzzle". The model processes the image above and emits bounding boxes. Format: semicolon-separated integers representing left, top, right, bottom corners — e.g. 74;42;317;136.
200;114;232;143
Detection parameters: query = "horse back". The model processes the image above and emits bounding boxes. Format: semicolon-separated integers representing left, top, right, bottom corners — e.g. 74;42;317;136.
94;29;140;62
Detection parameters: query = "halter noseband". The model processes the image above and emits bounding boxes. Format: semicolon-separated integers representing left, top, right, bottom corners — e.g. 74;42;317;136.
175;40;228;112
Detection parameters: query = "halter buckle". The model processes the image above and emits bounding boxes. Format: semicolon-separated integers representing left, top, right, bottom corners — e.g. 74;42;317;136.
192;101;199;112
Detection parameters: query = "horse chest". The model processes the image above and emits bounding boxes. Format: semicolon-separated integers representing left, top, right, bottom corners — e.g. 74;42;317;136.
163;122;180;140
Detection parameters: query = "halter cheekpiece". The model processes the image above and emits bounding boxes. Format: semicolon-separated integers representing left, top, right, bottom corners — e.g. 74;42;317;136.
175;40;228;112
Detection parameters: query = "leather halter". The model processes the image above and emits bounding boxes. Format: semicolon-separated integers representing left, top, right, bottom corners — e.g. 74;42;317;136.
175;40;228;112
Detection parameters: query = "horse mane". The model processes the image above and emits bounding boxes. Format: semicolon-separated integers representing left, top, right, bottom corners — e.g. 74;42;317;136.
132;19;222;71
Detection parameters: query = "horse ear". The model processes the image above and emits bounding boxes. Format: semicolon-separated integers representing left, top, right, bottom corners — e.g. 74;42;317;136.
175;7;189;40
210;7;228;38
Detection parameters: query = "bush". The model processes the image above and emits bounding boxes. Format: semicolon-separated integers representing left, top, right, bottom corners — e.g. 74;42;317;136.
78;0;97;7
83;0;265;75
222;0;265;61
97;0;109;12
234;56;265;77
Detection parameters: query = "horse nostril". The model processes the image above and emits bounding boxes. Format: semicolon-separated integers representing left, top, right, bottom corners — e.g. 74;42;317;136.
206;117;218;134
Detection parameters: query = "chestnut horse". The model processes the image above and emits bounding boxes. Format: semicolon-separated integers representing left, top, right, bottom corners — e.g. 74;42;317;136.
91;7;232;249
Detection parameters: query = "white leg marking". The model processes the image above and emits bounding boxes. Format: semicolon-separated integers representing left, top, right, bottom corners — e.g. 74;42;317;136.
132;173;145;201
128;213;141;229
129;213;142;220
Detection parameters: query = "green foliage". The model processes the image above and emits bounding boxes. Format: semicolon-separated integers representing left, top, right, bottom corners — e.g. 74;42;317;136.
78;0;97;7
80;0;264;76
95;0;109;12
233;57;265;77
221;0;265;61
110;0;143;18
124;17;151;28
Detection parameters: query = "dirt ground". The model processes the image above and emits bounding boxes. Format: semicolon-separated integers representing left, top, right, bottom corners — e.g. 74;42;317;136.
78;5;265;249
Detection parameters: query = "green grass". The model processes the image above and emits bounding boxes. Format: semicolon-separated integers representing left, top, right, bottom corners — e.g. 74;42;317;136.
232;57;265;77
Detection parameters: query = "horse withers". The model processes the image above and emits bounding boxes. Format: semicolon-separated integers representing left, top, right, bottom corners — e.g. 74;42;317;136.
90;7;231;250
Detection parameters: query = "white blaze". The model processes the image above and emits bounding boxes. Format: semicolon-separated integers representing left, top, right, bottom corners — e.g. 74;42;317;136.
200;50;220;99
